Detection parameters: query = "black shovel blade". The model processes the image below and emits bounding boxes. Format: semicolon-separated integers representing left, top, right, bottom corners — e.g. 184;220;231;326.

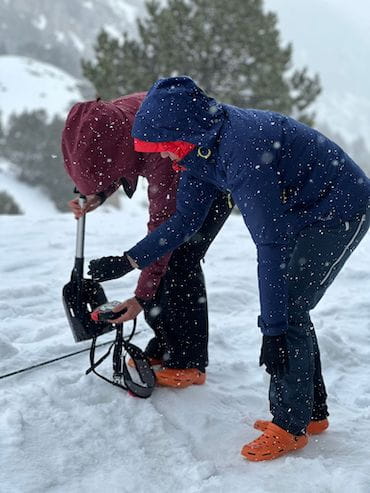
63;278;115;342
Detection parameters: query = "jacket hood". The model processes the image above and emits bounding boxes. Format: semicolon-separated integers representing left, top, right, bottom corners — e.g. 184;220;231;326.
132;76;225;148
62;93;147;196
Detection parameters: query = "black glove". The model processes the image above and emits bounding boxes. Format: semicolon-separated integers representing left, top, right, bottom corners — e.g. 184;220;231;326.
259;334;290;378
88;253;134;282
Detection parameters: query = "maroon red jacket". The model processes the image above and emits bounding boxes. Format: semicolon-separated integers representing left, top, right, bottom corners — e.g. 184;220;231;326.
62;93;179;299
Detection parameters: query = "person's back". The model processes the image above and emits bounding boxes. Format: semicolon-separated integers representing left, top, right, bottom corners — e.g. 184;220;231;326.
219;105;369;231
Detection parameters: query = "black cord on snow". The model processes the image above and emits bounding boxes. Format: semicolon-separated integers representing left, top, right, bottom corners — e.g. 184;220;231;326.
0;329;144;381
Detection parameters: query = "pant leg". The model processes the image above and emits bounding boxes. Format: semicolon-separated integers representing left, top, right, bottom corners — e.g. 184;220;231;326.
143;191;233;370
271;207;370;434
310;327;329;420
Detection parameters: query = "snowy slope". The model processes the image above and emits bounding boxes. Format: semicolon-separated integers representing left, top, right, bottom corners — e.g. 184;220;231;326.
1;201;370;492
0;0;146;77
0;55;83;126
0;159;57;215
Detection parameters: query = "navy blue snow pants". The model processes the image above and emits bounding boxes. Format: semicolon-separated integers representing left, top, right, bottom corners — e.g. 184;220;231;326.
271;204;370;435
143;191;233;371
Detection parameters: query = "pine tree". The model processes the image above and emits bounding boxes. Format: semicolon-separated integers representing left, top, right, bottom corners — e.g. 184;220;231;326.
3;111;72;211
83;0;321;123
0;191;22;215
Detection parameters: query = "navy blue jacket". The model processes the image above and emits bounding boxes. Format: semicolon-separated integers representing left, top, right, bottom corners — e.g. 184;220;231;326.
129;76;370;335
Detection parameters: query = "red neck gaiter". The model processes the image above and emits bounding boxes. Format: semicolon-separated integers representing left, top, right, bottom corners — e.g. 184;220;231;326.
134;139;196;171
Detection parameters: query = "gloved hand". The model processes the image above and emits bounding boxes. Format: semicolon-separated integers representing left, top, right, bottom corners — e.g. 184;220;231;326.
259;334;290;378
88;253;134;282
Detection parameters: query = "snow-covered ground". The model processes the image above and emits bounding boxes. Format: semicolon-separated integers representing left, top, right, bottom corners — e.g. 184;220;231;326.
1;189;370;493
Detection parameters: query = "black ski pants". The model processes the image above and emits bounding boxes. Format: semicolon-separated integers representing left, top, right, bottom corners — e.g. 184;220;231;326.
143;191;233;371
271;204;370;435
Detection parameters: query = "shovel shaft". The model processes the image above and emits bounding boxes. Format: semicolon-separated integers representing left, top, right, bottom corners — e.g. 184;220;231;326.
71;196;87;282
75;196;86;259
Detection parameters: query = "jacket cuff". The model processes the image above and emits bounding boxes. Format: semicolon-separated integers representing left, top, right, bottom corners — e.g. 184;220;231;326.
134;295;153;312
257;316;287;336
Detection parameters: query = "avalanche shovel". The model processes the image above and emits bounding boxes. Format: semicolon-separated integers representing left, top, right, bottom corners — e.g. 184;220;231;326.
62;195;114;342
62;196;155;398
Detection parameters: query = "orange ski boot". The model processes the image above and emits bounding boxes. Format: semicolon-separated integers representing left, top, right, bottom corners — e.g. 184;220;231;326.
241;422;308;462
306;419;329;435
155;368;206;388
127;357;162;369
254;418;329;435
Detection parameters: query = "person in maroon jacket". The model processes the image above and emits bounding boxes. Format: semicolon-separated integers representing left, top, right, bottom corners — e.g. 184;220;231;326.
62;93;233;388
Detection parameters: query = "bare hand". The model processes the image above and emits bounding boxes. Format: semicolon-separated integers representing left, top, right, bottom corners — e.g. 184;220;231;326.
107;297;143;323
68;194;102;219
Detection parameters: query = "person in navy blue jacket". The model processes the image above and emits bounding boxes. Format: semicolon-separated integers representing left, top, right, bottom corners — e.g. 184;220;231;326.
88;76;370;461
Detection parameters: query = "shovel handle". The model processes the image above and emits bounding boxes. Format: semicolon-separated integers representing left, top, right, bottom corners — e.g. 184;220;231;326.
71;196;87;282
76;196;87;259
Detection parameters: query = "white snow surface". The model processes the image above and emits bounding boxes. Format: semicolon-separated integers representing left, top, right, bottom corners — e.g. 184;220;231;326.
1;192;370;493
0;55;83;126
